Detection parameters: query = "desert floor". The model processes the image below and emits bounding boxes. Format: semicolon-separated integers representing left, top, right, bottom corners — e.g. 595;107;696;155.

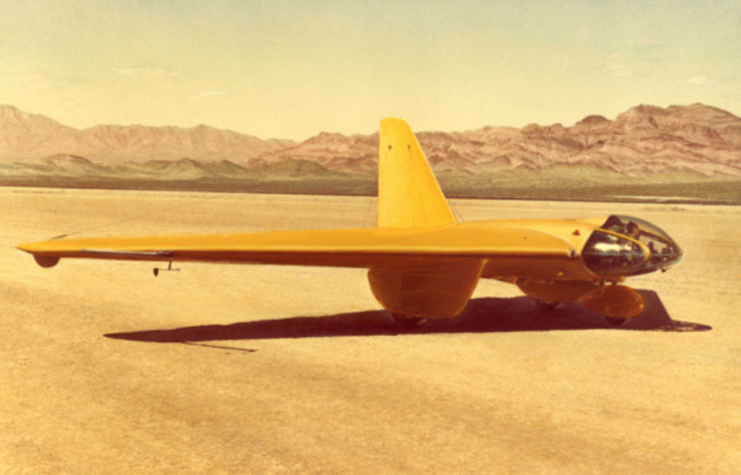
1;187;739;474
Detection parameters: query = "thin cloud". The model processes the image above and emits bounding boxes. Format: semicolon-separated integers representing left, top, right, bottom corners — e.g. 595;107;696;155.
685;75;740;87
686;76;718;87
592;61;652;78
26;74;72;91
594;42;676;78
191;90;228;100
608;40;673;63
1;70;84;91
607;62;645;78
51;99;90;116
110;67;189;79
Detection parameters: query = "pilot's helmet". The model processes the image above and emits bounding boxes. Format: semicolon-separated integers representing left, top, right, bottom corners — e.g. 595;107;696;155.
627;221;640;237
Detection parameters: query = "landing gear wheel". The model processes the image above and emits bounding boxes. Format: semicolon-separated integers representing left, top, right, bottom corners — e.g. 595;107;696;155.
392;314;427;327
535;299;561;311
605;316;628;326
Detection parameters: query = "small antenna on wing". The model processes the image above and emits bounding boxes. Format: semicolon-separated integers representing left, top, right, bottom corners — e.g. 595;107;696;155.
153;257;180;277
46;193;220;241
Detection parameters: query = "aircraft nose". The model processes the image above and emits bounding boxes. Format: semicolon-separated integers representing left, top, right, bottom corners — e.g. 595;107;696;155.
651;236;683;270
629;226;683;274
587;215;684;275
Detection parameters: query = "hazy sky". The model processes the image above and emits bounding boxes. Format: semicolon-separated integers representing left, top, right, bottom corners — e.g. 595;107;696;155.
1;0;739;140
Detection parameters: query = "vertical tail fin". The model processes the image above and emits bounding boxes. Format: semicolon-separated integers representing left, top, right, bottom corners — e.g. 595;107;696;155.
377;118;456;228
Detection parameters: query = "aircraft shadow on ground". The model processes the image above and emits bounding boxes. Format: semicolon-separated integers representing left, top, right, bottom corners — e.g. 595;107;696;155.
105;290;711;344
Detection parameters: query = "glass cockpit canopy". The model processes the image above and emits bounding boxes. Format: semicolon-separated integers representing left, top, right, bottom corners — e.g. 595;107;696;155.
582;215;683;276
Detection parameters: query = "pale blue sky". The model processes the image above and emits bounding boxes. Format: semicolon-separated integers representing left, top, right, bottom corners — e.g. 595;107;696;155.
1;0;739;139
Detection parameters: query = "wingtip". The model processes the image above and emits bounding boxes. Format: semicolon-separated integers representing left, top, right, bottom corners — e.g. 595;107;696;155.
16;242;35;253
17;241;62;268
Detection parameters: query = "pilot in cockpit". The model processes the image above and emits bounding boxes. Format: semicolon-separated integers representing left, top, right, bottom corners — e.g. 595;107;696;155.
627;221;640;239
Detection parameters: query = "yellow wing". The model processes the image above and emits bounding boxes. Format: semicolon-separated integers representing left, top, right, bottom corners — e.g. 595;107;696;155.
17;222;573;269
17;222;576;320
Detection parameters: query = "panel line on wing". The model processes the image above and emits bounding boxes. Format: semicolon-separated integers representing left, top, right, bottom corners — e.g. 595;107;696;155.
81;249;173;258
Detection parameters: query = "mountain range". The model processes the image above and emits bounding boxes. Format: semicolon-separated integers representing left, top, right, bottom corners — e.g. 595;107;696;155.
1;103;740;190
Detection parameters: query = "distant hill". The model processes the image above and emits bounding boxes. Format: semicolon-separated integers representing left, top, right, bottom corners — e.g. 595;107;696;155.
262;103;741;179
0;103;739;203
0;104;295;163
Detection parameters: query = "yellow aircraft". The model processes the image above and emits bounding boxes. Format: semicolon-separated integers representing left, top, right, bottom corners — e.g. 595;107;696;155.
18;118;683;325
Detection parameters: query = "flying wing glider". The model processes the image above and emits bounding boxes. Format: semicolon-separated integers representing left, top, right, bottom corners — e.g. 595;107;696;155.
18;118;683;325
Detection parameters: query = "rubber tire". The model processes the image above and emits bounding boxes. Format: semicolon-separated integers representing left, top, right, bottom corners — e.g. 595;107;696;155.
392;314;427;327
535;299;561;311
605;316;628;326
